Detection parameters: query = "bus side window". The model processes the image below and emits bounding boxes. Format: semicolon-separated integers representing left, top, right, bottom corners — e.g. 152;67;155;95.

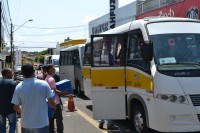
128;33;149;70
93;36;124;67
83;45;91;65
74;50;80;68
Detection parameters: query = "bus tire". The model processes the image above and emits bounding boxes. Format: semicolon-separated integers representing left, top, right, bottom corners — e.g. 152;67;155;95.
131;104;148;133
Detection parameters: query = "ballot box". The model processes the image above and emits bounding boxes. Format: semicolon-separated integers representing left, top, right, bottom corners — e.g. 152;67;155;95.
56;79;74;97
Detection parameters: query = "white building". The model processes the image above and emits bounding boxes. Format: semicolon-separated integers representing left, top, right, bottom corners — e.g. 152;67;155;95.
89;0;137;36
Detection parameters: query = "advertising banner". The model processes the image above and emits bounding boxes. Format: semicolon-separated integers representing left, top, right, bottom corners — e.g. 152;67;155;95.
136;0;200;20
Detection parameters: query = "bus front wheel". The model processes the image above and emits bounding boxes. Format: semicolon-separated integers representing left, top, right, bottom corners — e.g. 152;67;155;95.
131;104;147;133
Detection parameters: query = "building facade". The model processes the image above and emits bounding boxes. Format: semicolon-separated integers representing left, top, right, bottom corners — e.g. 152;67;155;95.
0;0;11;71
89;0;137;36
89;0;200;36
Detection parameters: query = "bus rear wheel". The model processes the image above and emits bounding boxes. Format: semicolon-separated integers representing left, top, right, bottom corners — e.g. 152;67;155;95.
131;104;147;133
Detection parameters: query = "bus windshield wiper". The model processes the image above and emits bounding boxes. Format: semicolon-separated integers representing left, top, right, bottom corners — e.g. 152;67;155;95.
160;62;200;66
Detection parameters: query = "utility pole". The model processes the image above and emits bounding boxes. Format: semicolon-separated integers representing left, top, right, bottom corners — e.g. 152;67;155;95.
10;19;33;69
10;23;13;69
0;2;1;51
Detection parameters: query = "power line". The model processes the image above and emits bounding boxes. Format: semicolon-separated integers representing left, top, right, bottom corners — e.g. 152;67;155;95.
13;24;87;29
14;41;58;43
17;46;55;48
15;0;22;23
5;0;12;21
17;28;88;36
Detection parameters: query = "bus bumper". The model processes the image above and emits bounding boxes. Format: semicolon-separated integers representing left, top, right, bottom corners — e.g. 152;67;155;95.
149;98;200;132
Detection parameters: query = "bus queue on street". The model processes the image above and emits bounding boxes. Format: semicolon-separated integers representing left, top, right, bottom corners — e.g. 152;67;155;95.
60;17;200;133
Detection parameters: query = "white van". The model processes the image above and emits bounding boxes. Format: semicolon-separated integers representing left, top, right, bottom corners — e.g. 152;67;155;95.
44;55;60;75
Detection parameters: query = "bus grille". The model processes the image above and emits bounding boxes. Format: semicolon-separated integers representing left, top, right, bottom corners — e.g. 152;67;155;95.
190;95;200;106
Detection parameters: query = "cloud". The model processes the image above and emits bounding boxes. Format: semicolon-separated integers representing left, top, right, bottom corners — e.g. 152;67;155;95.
119;0;135;7
83;15;99;24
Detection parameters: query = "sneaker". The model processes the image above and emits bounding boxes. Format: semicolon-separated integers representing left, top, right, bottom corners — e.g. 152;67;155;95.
99;122;104;129
107;124;119;130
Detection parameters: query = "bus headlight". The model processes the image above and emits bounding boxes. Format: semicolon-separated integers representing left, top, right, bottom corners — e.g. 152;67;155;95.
156;94;188;104
169;95;177;102
178;95;186;103
156;94;169;100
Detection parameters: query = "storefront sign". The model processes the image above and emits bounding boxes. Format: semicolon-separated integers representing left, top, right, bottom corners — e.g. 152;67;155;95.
136;0;200;20
110;0;118;29
92;22;109;35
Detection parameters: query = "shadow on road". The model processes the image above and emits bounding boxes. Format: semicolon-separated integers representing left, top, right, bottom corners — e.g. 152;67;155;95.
77;94;91;100
86;105;93;111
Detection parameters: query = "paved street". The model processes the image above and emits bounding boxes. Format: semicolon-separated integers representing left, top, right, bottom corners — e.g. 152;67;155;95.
61;96;133;133
15;95;133;133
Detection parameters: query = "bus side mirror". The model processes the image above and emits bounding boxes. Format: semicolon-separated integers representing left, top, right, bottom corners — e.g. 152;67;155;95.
141;41;153;62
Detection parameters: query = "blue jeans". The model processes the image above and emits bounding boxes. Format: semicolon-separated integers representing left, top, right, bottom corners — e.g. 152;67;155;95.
99;119;113;126
0;113;17;133
21;125;49;133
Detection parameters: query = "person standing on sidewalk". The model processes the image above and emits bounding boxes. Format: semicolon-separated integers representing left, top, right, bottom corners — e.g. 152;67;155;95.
0;68;18;133
45;64;68;133
11;64;56;133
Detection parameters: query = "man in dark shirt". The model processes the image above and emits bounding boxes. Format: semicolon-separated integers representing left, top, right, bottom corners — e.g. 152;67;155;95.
0;68;18;133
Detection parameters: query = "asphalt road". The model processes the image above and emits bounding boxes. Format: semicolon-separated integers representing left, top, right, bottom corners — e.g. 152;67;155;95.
60;96;133;133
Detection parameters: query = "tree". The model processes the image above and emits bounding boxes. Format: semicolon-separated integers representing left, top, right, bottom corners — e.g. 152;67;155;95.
39;50;48;55
34;50;48;63
35;56;38;62
38;55;44;63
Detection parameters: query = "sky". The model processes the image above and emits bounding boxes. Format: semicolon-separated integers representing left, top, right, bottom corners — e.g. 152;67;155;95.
8;0;136;52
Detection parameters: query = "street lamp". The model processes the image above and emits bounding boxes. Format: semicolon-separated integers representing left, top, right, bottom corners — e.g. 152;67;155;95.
10;19;33;69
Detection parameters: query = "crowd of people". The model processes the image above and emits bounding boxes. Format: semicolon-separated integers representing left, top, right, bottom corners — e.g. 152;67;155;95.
0;64;68;133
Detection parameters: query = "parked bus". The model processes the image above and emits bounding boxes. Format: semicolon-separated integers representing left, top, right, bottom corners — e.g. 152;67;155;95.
84;17;200;133
44;55;60;75
59;44;85;94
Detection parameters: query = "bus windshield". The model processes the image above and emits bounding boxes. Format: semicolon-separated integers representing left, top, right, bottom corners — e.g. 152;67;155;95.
53;59;59;67
150;33;200;71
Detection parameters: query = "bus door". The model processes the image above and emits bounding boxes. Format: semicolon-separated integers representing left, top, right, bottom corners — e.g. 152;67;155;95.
91;34;127;119
83;44;92;99
59;51;75;89
74;49;82;92
126;30;152;95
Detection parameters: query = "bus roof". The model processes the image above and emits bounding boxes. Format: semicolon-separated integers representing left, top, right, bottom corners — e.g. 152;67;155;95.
89;17;200;41
61;44;85;52
60;39;86;49
101;17;200;35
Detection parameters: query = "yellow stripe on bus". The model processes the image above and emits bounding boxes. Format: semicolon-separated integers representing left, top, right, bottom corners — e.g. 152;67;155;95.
83;67;91;79
126;69;153;92
91;69;125;87
91;68;153;92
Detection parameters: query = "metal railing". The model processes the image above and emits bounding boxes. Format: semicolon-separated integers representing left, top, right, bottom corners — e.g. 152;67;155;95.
137;0;184;14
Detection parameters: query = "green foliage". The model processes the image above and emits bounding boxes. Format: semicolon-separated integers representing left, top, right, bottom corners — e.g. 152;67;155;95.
38;55;44;63
35;56;38;62
39;50;48;55
34;50;48;63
